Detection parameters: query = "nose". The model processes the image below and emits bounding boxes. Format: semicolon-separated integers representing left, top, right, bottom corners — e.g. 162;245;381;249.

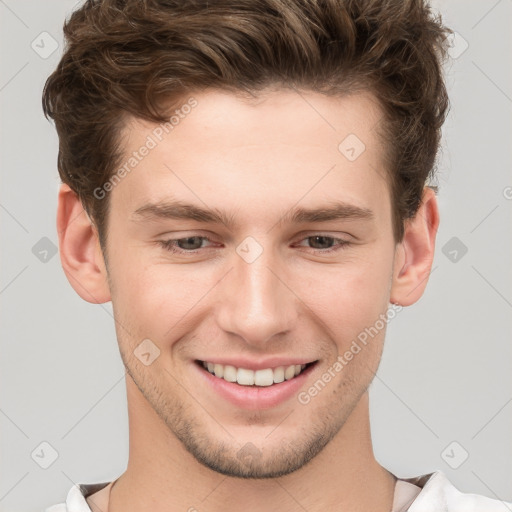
215;244;299;347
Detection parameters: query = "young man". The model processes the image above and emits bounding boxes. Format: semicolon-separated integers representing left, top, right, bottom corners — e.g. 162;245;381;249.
42;0;510;511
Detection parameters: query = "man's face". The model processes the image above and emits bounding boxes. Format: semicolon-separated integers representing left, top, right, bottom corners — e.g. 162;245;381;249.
104;88;399;478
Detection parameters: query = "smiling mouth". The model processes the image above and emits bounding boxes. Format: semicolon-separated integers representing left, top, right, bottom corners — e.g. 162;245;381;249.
196;360;318;387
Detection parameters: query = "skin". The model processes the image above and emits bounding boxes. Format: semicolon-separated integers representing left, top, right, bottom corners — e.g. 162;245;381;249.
57;88;439;512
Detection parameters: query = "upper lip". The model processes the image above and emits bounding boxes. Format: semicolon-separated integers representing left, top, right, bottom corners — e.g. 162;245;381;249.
197;358;317;371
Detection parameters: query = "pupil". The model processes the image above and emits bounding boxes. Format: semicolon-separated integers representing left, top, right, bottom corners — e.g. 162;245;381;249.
310;236;332;249
178;237;202;250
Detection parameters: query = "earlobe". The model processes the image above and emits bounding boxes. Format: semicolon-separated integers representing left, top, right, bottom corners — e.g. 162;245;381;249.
57;184;111;304
390;187;439;307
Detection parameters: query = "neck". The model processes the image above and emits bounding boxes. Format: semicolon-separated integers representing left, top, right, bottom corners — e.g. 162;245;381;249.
109;381;396;512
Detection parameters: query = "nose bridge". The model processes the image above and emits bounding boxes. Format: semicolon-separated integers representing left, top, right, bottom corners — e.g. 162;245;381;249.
216;242;297;346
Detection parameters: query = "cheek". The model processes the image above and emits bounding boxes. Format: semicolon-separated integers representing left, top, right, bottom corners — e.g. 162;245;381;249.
108;235;394;350
109;262;220;339
293;247;394;342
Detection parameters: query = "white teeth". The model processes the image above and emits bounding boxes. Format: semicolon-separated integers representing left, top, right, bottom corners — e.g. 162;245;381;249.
284;365;296;380
201;361;310;386
213;363;224;378
273;366;285;383
254;368;274;386
223;365;237;383
237;367;254;386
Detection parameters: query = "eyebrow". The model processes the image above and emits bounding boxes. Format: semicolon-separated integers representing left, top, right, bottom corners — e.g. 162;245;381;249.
131;199;374;229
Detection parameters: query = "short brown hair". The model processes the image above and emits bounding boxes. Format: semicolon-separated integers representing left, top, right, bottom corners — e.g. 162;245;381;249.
43;0;451;248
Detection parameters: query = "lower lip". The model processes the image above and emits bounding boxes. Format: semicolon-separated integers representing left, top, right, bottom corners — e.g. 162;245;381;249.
194;361;317;410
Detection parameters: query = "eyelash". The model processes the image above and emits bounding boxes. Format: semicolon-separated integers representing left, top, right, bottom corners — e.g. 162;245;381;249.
157;235;351;255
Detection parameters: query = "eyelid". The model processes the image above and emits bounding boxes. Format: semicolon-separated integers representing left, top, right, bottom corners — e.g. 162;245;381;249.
293;230;354;241
294;234;351;244
155;229;352;241
158;235;218;252
158;232;352;256
292;234;352;252
158;232;351;244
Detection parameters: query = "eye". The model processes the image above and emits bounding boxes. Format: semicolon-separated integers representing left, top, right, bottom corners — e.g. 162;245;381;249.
295;235;351;253
157;234;351;256
158;236;214;254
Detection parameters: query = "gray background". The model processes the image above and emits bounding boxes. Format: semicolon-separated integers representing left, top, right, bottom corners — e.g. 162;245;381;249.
1;1;511;510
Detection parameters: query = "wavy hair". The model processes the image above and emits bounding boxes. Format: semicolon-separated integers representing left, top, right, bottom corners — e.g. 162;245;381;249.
43;0;452;246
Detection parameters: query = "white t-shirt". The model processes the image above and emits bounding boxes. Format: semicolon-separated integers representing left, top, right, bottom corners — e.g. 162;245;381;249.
45;470;511;512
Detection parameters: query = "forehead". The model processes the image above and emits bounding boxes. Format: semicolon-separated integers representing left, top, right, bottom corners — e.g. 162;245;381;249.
112;88;391;229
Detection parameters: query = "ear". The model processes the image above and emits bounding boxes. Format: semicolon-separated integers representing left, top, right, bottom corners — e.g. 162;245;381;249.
57;184;111;304
390;186;439;307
